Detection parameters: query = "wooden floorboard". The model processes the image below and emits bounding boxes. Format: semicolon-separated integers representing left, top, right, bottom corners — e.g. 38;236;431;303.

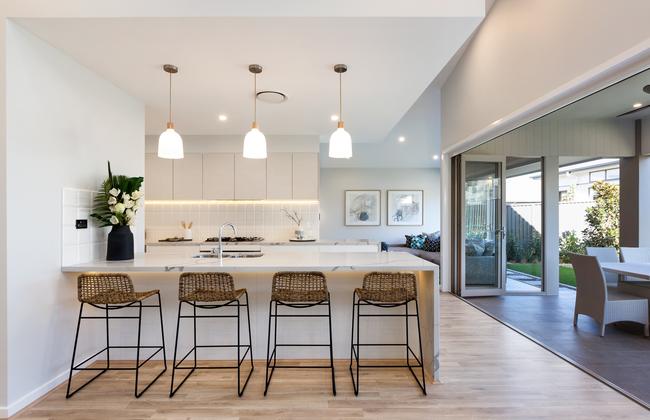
12;293;649;419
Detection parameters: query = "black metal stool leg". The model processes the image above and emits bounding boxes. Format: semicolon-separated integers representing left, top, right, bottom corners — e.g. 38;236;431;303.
105;304;110;369
237;292;255;397
157;292;168;370
66;303;109;398
327;296;336;396
170;301;183;397
134;301;143;397
264;300;274;396
415;300;427;395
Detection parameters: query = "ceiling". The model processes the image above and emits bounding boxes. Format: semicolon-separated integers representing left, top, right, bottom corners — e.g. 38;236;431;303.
15;16;482;145
546;67;650;121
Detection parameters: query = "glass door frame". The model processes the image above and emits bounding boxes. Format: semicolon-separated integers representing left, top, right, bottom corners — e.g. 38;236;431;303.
459;154;507;297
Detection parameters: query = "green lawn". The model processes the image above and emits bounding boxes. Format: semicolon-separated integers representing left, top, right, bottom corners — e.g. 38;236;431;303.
506;263;576;287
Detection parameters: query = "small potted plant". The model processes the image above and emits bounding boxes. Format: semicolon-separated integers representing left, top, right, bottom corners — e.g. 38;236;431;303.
282;208;304;240
91;161;144;260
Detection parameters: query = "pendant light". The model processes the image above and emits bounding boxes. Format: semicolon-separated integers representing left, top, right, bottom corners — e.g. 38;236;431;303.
243;64;267;159
158;64;184;159
329;64;352;159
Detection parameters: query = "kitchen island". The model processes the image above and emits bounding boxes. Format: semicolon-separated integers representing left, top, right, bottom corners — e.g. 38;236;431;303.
62;250;440;381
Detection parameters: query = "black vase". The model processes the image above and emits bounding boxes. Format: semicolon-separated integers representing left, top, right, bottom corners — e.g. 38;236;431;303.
106;225;134;261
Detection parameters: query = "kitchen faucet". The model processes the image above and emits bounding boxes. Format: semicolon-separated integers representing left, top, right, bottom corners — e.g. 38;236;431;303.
217;223;237;260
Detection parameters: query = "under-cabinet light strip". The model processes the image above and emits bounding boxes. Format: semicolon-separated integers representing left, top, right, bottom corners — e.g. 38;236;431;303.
145;200;319;205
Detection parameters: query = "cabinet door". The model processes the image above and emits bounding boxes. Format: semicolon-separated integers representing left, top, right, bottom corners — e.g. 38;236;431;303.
234;153;267;199
203;153;235;199
292;152;319;199
144;153;173;200
266;153;293;199
173;153;203;200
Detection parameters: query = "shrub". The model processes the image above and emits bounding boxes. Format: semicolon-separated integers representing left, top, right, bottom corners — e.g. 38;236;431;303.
582;181;619;249
559;230;584;263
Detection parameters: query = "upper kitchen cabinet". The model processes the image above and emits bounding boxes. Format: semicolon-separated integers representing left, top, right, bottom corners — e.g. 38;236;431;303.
266;153;293;199
173;153;203;200
203;153;235;200
292;152;319;199
144;153;173;200
234;153;267;199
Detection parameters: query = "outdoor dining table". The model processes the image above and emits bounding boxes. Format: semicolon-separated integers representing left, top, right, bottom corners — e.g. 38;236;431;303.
601;262;650;281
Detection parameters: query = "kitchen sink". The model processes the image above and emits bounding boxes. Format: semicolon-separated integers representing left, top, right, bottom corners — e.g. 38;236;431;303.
193;252;264;259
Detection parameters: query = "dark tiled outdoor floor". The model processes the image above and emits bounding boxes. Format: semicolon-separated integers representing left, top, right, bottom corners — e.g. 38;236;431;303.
469;288;650;406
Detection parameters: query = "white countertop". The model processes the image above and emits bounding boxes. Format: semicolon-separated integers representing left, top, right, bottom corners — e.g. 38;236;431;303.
62;250;436;273
146;239;379;247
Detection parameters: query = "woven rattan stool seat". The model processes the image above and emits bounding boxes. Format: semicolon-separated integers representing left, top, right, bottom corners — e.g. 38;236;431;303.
178;272;245;302
77;273;159;305
355;272;417;303
271;271;328;302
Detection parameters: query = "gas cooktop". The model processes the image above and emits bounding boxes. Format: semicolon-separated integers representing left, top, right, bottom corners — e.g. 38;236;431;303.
205;236;264;243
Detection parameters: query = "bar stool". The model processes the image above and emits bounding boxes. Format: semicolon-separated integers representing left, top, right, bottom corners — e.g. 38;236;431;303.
349;272;426;395
66;273;167;398
170;272;254;397
265;271;336;396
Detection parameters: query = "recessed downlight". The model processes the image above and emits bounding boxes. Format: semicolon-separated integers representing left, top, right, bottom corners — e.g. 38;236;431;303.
633;102;643;108
218;114;228;121
330;114;339;121
432;154;439;160
398;136;406;143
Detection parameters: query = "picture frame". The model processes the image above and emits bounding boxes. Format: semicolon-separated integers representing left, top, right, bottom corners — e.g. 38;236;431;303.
344;190;381;226
387;190;423;226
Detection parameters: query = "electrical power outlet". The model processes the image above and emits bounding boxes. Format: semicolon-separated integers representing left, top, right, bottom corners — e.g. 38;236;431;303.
75;219;88;229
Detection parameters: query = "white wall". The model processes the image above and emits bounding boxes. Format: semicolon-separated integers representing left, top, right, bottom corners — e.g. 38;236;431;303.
319;168;440;243
4;22;144;416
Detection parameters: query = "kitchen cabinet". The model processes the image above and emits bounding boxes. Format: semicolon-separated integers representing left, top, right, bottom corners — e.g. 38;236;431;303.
203;153;235;199
144;153;173;200
173;153;203;200
145;151;318;201
234;153;267;199
266;153;293;199
292;152;319;199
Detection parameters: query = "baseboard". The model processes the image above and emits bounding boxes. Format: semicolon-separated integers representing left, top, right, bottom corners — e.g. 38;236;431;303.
1;368;68;418
1;351;105;419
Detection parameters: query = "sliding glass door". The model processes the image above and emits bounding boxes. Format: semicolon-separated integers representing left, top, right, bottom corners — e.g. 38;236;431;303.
459;155;506;297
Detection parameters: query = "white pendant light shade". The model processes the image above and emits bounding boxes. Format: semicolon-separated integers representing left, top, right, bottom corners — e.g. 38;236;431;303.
158;124;184;159
243;64;267;159
329;64;352;159
328;122;352;159
158;64;184;159
243;124;267;159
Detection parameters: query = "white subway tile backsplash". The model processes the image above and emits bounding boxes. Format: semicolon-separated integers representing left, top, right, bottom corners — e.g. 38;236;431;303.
144;201;320;242
62;187;109;265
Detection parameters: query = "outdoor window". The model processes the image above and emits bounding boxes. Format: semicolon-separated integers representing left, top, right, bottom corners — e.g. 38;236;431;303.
606;168;620;180
589;170;606;182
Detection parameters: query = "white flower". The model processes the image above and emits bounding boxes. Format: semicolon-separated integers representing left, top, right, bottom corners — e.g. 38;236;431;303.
109;215;119;225
122;193;131;202
125;208;134;220
131;190;143;200
133;202;140;211
127;217;135;226
109;205;115;212
109;188;120;197
124;199;134;209
107;196;117;205
113;203;126;214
